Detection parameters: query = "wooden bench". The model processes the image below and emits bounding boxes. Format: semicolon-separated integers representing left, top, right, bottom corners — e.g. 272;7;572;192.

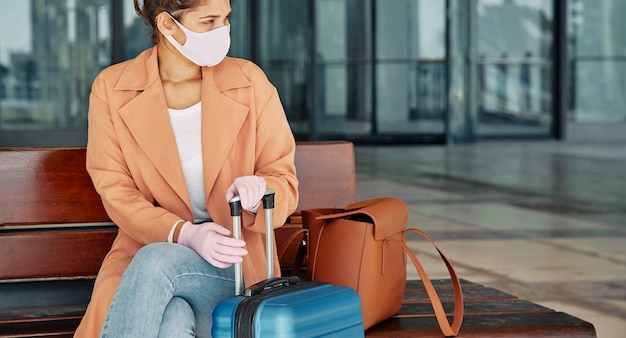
0;142;596;337
0;142;355;337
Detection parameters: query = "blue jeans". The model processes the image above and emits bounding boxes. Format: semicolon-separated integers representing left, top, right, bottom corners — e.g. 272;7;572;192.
100;243;235;338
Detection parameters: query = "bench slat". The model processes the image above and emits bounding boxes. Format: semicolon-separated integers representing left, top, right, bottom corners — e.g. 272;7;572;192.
0;230;117;281
0;148;109;226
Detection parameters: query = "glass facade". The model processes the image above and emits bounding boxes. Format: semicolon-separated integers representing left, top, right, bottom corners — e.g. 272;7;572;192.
0;0;110;135
1;0;624;147
254;0;447;142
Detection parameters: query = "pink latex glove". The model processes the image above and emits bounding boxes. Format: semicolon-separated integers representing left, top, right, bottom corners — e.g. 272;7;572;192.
225;176;266;212
178;221;248;268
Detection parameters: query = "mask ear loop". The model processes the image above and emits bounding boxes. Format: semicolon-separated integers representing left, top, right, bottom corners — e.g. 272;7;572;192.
155;12;182;47
163;12;188;40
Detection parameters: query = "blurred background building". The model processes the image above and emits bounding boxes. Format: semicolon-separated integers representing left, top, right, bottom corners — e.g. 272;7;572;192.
0;0;624;147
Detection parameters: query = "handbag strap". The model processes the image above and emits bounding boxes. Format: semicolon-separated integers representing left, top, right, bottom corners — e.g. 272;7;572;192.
387;228;464;337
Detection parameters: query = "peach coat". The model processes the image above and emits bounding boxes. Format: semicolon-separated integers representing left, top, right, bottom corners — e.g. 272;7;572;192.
75;47;299;337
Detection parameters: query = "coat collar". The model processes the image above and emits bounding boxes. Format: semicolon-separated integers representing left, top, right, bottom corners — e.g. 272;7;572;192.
116;47;252;211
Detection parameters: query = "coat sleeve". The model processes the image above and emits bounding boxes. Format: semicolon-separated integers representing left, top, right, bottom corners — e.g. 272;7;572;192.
240;64;299;232
86;72;182;244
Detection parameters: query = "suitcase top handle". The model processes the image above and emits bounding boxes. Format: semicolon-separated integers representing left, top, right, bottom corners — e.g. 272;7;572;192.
228;189;275;217
244;276;302;297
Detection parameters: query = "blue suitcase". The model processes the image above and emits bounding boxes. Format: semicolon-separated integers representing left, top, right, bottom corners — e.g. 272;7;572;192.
212;190;364;338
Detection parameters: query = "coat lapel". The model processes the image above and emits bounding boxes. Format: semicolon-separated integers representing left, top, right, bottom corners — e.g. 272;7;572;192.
117;48;190;209
200;62;251;196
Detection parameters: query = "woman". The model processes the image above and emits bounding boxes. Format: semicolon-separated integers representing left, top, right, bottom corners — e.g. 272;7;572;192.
75;0;299;336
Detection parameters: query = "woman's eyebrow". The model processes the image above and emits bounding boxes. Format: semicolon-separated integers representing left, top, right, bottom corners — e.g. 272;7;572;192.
199;11;231;19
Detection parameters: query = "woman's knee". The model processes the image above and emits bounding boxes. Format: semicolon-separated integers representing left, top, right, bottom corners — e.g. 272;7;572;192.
126;243;197;280
134;242;188;263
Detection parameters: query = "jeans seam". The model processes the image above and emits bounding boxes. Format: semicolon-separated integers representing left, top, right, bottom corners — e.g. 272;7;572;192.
169;271;235;293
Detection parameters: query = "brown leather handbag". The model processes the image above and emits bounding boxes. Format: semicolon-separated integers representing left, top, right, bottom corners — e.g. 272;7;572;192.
301;197;464;336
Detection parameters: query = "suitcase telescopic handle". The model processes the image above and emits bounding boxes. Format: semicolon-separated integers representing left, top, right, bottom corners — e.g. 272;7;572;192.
229;189;276;296
262;189;275;279
229;196;245;296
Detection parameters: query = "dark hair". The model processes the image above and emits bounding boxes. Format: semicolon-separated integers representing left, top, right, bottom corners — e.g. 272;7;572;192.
133;0;203;45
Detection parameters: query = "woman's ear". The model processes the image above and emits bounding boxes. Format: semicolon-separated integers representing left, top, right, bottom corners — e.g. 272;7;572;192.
155;12;176;37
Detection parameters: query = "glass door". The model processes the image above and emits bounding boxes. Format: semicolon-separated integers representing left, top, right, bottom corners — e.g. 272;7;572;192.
313;0;447;141
474;0;555;138
255;0;311;138
566;0;626;141
314;0;373;138
374;0;446;137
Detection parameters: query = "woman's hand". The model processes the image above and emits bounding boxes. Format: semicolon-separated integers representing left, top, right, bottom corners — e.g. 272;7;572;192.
178;221;248;268
225;176;266;212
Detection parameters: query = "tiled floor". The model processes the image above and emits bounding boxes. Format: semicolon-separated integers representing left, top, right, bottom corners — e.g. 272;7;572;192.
353;140;626;338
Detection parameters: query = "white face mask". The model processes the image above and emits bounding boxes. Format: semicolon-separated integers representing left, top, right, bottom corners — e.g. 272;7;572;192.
164;14;231;67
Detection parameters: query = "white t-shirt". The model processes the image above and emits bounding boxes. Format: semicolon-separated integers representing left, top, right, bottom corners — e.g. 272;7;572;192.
168;102;211;223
